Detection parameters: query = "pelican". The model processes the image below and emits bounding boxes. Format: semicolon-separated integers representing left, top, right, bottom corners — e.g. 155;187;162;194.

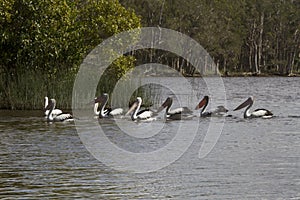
45;99;74;122
125;97;156;121
44;96;62;116
156;97;194;120
233;96;273;118
94;93;123;118
195;96;228;117
93;96;109;116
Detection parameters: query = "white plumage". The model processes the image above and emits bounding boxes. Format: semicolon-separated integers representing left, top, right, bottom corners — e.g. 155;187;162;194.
234;96;273;118
45;99;74;122
109;108;124;116
126;97;156;121
94;93;124;118
44;96;62;116
251;109;269;117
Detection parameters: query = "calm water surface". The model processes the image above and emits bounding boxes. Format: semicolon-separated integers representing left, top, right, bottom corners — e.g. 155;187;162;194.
0;77;299;199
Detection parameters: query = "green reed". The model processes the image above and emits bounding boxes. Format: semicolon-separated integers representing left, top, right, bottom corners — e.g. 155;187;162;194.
0;69;158;110
0;70;75;110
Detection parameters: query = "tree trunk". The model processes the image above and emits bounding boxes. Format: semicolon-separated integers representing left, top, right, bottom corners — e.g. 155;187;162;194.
216;60;219;75
287;29;299;75
223;58;227;75
204;55;208;75
257;12;264;74
248;21;257;72
176;57;180;72
254;42;259;74
249;44;253;72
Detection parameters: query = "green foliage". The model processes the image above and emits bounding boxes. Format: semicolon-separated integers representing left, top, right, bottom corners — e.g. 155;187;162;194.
1;0;299;109
0;0;140;109
77;0;141;53
98;54;136;94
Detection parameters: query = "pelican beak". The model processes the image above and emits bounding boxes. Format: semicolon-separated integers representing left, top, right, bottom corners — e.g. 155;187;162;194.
233;97;253;111
157;97;172;113
156;106;165;113
44;101;52;111
195;97;207;110
85;97;97;106
94;95;103;104
125;100;138;116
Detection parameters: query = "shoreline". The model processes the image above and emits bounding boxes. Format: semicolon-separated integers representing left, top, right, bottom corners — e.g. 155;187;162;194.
220;72;300;77
188;72;300;77
0;74;299;110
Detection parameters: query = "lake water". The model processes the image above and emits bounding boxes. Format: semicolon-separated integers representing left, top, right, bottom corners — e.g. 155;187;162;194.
0;77;299;199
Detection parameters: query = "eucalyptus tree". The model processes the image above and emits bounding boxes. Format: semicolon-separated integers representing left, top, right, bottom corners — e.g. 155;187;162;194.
264;0;300;75
120;0;299;75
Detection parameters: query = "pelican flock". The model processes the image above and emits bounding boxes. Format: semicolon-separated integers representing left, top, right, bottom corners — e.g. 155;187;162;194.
43;94;274;122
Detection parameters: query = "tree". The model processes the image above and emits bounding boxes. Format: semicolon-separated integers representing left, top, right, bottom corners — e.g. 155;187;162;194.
120;0;300;76
0;0;141;109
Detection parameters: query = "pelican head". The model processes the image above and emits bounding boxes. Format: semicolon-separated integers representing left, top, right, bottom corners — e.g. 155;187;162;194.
195;96;209;110
45;98;56;111
136;97;142;104
157;97;173;113
92;93;107;111
233;96;254;111
125;97;142;116
94;93;109;104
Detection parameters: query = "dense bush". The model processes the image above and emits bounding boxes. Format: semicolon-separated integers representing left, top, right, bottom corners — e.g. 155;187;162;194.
0;0;140;109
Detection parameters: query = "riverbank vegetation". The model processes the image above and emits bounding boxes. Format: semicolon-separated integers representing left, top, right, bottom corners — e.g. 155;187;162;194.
0;0;140;109
120;0;300;76
0;0;299;110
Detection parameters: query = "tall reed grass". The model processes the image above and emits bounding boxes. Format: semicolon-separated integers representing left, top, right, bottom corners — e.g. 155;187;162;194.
0;70;74;110
0;69;158;110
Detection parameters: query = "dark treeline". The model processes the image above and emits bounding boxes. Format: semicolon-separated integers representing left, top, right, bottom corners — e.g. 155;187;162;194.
120;0;300;76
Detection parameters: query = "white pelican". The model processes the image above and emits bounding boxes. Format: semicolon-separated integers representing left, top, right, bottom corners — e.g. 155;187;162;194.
233;96;273;119
125;97;156;121
45;99;74;122
44;96;62;116
94;93;123;118
156;97;194;120
195;96;228;117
